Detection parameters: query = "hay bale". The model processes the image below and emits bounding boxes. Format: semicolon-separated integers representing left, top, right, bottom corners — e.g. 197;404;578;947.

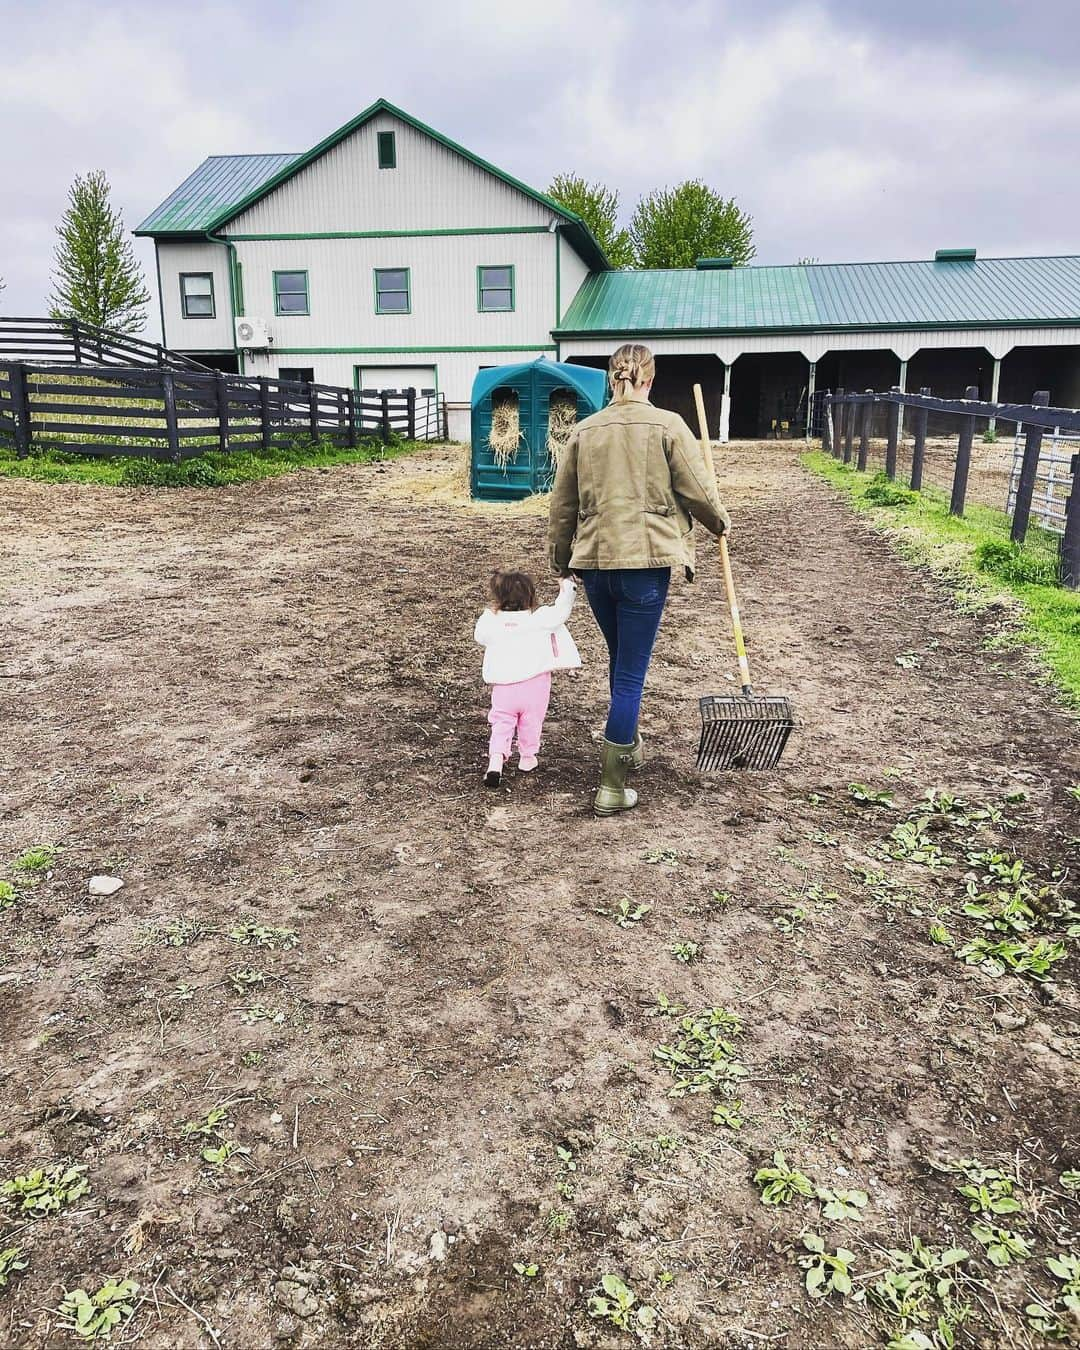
546;390;579;471
487;390;522;470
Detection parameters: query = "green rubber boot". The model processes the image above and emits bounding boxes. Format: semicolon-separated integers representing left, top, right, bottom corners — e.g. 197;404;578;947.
594;738;639;817
629;732;644;770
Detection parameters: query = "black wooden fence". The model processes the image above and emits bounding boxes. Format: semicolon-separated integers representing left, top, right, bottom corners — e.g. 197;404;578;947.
822;386;1080;589
0;361;447;462
0;316;212;373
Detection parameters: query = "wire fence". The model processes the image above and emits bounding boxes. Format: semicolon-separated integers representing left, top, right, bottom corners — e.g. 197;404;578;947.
822;385;1080;589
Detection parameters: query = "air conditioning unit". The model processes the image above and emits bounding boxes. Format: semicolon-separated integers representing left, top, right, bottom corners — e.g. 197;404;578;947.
235;317;270;349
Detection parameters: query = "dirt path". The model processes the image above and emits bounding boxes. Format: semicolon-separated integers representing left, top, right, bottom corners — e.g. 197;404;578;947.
0;444;1076;1349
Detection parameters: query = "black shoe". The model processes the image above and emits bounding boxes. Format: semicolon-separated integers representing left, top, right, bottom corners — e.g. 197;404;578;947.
484;769;502;789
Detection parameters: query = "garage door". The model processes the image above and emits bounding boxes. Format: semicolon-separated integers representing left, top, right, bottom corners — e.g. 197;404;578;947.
357;365;436;393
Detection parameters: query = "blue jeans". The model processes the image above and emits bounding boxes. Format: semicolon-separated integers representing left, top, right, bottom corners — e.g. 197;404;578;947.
580;568;671;745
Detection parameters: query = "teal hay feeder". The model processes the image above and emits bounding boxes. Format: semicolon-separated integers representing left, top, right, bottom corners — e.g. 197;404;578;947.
470;358;608;501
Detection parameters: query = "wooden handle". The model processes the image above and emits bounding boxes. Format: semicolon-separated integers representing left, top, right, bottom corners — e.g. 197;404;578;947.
692;383;752;696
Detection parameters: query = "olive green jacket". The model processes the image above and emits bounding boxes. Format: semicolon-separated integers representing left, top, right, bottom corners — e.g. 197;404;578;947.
548;399;731;579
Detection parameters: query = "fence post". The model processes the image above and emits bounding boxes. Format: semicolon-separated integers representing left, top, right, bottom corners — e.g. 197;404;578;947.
406;388;416;441
161;370;181;465
1061;452;1080;588
842;390;854;464
70;320;82;366
910;387;930;490
308;383;320;444
1010;390;1050;544
822;394;833;455
259;377;272;451
885;387;901;480
346;388;358;447
4;363;32;459
857;392;872;471
380;390;391;444
215;372;230;454
949;384;979;516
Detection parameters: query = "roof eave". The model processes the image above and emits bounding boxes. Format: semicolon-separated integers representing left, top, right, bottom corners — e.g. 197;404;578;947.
555;317;1080;339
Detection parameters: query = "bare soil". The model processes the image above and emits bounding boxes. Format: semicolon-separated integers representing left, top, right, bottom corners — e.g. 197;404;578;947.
0;442;1077;1349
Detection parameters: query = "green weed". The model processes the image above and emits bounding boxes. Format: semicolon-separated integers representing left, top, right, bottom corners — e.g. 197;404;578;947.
14;845;57;875
946;1160;1022;1215
147;916;211;947
228;920;297;950
239;1003;285;1025
201;1139;250;1168
888;819;953;868
181;1105;230;1138
955;934;1065;980
754;1151;814;1206
642;846;680;866
970;1221;1031;1267
655;1008;746;1116
228;968;267;993
0;1163;89;1215
0;1246;28;1289
670;940;701;964
817;1186;868;1222
588;1273;656;1332
869;1240;970;1344
849;783;896;808
58;1279;139;1342
513;1261;539;1278
603;898;651;929
0;881;17;909
798;1233;856;1298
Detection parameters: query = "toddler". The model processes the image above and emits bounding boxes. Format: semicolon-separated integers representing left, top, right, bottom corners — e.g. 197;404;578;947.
475;569;580;788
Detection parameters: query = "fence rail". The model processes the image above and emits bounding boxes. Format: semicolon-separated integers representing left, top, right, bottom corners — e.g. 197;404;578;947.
0;360;447;463
0;316;213;373
822;385;1080;590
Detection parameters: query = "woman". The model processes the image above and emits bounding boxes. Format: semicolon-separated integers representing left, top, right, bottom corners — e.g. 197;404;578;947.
548;343;730;816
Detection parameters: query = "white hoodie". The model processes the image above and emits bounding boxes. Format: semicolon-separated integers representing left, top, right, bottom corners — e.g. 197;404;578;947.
474;578;582;685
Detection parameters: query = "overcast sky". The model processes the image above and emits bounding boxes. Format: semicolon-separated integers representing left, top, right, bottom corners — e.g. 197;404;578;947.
4;0;1079;339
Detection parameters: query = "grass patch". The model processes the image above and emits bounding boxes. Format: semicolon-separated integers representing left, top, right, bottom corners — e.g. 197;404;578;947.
803;452;1080;706
0;434;424;488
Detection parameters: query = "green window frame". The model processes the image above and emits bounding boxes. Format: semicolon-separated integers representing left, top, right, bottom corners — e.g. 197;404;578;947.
374;268;411;315
179;272;215;319
478;265;514;313
377;130;396;169
273;270;309;316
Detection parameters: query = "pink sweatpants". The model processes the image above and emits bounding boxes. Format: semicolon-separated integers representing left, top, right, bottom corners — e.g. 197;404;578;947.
488;672;552;760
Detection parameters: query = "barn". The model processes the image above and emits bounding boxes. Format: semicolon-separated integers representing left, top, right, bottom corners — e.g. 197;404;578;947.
135;99;1080;442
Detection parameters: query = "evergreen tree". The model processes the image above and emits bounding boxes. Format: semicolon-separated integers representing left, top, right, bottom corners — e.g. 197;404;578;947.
629;181;755;270
49;170;149;333
546;173;635;269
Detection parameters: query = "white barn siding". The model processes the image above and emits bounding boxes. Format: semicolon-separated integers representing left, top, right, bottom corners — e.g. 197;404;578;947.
224;112;556;235
558;234;591;323
233;234;557;353
157;241;233;351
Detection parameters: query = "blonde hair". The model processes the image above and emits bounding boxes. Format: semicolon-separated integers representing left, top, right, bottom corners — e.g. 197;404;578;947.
608;343;655;401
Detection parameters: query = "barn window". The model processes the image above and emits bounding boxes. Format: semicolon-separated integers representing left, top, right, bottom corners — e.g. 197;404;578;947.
378;131;397;169
375;268;410;314
274;271;309;316
478;265;514;312
180;272;214;319
279;367;315;386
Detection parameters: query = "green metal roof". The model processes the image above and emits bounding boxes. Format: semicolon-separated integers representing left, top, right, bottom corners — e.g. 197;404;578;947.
134;153;302;236
556;256;1080;335
134;99;609;268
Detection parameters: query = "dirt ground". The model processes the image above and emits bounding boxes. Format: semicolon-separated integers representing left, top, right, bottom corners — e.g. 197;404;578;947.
1;441;1077;1349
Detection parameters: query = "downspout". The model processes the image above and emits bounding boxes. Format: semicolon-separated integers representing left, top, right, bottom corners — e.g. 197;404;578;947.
153;241;167;349
206;230;243;374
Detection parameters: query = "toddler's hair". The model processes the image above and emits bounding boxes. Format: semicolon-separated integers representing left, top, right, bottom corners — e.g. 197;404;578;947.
489;568;537;612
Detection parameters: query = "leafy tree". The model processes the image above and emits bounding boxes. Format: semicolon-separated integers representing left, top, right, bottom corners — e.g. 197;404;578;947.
546;173;635;269
629;181;755;269
49;170;149;333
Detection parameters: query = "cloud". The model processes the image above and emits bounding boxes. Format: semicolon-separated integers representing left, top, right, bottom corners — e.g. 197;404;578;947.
2;0;1078;335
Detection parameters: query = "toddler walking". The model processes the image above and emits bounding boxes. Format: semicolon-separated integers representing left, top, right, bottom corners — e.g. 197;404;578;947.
475;569;580;788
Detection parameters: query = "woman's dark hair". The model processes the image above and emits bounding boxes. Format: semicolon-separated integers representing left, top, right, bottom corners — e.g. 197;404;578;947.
489;569;537;612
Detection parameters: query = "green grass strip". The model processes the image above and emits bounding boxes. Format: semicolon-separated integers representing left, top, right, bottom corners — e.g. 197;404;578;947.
803;451;1080;708
0;435;423;488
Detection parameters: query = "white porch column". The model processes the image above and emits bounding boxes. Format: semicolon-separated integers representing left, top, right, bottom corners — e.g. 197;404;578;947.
718;361;731;443
805;361;817;442
897;358;908;440
988;357;1002;434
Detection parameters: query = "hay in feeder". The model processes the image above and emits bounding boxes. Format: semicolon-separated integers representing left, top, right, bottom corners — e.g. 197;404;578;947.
487;389;522;470
546;390;579;471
